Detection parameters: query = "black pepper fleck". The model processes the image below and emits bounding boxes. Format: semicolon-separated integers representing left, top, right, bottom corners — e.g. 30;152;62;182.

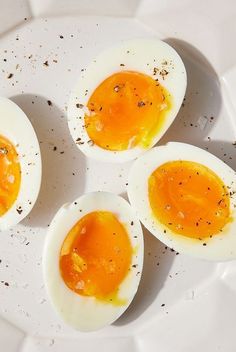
160;69;169;79
138;101;146;107
16;207;23;215
0;147;8;155
114;85;120;92
76;103;84;108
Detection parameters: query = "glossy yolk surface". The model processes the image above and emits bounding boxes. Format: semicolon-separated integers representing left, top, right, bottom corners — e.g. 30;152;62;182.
85;71;172;151
0;135;21;216
148;161;230;239
60;211;132;303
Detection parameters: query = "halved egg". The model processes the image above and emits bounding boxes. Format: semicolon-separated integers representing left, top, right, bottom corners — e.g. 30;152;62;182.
68;39;187;162
43;192;143;331
0;97;41;230
128;142;236;261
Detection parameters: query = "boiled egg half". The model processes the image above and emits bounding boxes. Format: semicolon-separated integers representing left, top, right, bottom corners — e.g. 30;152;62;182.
68;39;186;162
0;97;41;230
43;192;143;331
128;142;236;261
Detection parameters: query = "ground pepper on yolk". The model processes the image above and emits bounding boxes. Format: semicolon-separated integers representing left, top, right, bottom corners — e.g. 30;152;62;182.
148;160;231;239
0;135;21;216
60;211;132;304
84;71;172;151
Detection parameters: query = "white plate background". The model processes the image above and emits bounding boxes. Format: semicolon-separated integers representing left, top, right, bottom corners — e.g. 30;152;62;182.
0;0;236;351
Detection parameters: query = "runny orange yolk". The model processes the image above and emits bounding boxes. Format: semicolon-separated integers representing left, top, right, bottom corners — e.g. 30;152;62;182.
148;161;231;239
84;71;172;151
0;135;21;216
60;211;132;303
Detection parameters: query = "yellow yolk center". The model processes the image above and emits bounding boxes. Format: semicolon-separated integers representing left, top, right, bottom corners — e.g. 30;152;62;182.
148;161;230;239
0;135;21;216
85;71;172;151
60;211;132;303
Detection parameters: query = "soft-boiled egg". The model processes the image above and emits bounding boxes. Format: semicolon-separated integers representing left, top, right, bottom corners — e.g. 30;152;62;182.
68;39;187;162
0;97;41;230
43;192;143;331
128;142;236;261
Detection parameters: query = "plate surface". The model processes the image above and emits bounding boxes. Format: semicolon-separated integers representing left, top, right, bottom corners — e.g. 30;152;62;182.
0;0;236;351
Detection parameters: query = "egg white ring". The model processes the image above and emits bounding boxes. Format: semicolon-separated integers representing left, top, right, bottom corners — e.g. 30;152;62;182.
0;97;42;231
43;192;144;331
128;142;236;261
68;38;187;163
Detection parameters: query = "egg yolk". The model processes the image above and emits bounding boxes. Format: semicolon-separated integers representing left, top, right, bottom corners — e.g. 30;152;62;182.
60;211;132;303
148;161;230;239
84;71;172;151
0;135;21;216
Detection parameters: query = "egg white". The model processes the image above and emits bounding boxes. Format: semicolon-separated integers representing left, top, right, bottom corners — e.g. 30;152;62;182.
128;142;236;261
43;192;143;331
0;97;42;230
68;38;187;163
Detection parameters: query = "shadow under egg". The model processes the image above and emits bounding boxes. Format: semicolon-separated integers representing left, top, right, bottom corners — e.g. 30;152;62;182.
160;38;222;146
114;226;175;326
11;93;86;228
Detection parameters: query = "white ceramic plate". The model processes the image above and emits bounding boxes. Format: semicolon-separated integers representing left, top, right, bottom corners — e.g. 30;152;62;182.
0;1;236;351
